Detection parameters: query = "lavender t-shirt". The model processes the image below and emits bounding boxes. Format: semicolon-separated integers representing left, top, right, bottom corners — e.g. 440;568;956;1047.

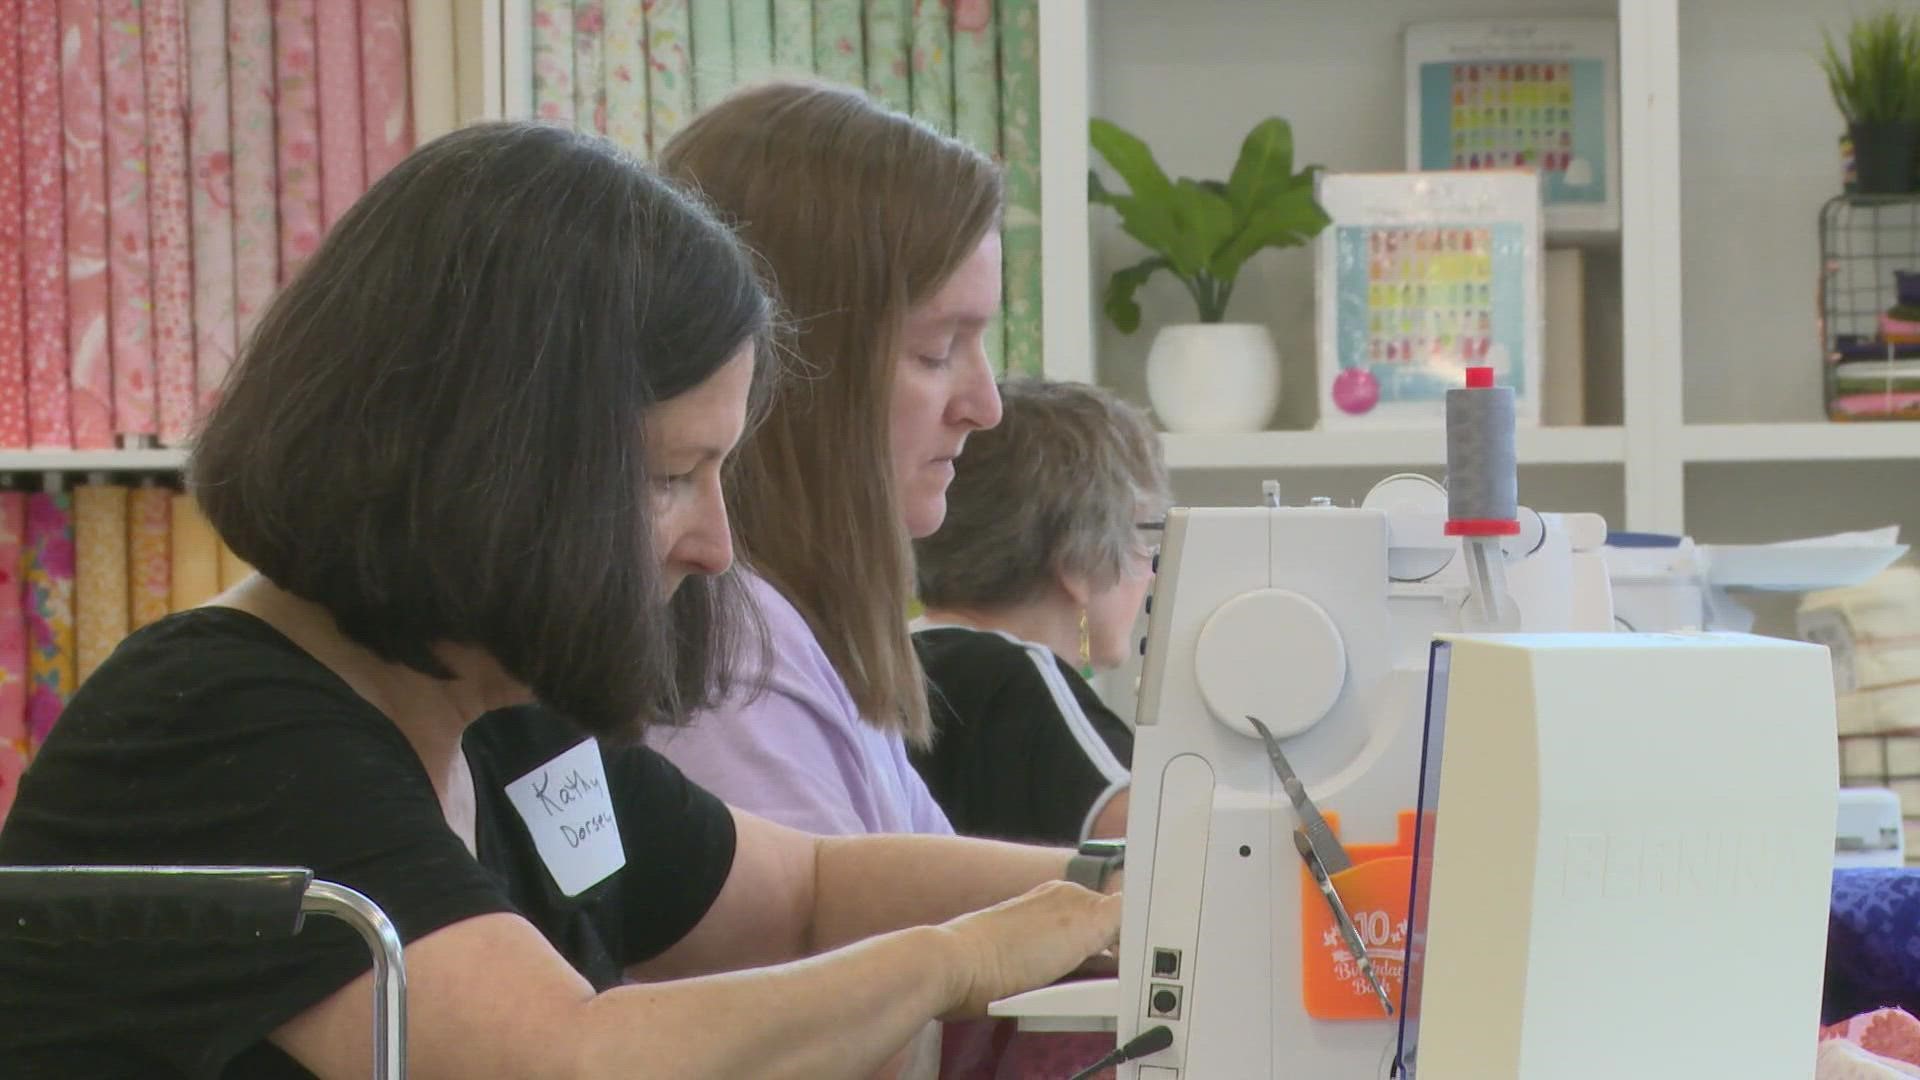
652;573;953;838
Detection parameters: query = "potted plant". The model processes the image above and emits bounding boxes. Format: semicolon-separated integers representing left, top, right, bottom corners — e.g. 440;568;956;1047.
1819;9;1920;195
1090;116;1331;433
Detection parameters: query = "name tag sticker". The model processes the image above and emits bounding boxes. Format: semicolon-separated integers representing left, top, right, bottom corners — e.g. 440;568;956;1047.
505;739;626;897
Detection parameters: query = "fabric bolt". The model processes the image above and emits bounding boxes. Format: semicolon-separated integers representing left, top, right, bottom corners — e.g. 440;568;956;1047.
62;0;115;450
145;0;194;444
22;0;70;449
228;0;278;340
186;0;236;420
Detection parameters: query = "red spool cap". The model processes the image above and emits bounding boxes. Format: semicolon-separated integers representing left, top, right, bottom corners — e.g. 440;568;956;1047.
1464;366;1495;389
1444;518;1523;537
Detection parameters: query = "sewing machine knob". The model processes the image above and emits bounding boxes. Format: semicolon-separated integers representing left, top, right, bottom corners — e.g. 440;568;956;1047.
1500;506;1548;560
1194;589;1347;740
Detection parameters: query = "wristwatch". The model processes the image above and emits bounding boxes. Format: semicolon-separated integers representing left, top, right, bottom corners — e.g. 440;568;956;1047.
1064;839;1125;891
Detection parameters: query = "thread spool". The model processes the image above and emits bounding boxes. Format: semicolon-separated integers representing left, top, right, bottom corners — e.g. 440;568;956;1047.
1444;366;1519;536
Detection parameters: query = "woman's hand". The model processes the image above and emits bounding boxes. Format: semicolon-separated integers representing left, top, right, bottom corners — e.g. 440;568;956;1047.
935;880;1122;1018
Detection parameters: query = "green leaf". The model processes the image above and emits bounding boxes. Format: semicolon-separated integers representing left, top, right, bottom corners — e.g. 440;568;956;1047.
1089;118;1176;205
1165;179;1236;278
1820;11;1920;124
1110;196;1183;264
1208;183;1331;281
1225;118;1296;217
1103;255;1171;334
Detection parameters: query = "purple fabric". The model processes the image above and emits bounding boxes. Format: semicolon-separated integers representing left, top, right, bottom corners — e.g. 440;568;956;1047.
651;573;953;838
1828;868;1920;1025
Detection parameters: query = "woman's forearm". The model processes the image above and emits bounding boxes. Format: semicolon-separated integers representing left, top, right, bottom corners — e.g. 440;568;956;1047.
579;925;962;1080
806;833;1072;952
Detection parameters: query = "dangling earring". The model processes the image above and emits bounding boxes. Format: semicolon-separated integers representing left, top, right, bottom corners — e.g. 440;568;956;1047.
1078;610;1093;679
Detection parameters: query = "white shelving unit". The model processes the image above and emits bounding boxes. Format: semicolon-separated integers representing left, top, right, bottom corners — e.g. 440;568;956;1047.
1682;424;1920;464
0;449;190;473
474;1;1914;544
1038;0;1918;543
1163;426;1626;471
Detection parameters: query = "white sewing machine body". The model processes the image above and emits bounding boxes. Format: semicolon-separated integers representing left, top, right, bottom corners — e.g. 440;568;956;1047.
1397;633;1836;1079
1102;497;1611;1079
998;490;1835;1076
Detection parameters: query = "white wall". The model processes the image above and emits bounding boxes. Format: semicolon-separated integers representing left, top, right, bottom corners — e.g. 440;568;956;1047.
1678;0;1862;424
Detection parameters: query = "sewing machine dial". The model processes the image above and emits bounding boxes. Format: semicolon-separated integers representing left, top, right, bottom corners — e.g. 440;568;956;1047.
1193;588;1347;740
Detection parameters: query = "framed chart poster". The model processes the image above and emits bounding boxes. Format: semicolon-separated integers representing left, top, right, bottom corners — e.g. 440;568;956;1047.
1404;18;1619;235
1315;171;1543;429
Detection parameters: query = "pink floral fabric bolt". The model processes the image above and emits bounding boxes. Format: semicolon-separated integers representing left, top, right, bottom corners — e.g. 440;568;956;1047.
23;0;70;449
0;0;27;449
0;492;29;757
25;492;75;750
532;0;574;122
603;0;649;155
103;0;156;438
274;0;323;281
187;0;236;420
62;0;115;451
360;0;413;185
145;0;195;443
644;0;693;147
229;0;278;340
315;0;364;229
573;1;606;134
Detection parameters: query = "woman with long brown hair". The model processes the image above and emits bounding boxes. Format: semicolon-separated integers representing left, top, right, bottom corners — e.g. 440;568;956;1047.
649;82;1128;1078
651;80;1007;839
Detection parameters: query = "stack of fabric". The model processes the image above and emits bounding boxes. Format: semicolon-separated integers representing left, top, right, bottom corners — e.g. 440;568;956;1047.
1803;564;1920;862
1833;270;1920;420
0;2;418;450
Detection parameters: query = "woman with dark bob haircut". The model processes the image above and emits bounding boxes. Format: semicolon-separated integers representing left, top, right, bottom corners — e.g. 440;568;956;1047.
0;122;1117;1078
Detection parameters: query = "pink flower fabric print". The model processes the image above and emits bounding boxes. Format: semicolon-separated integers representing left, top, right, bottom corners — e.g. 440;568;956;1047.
604;0;650;155
102;0;156;439
360;0;413;185
645;0;692;147
25;492;76;750
228;0;278;340
0;0;28;449
144;0;196;444
573;1;607;134
187;0;237;421
62;0;115;450
532;0;575;123
274;0;323;281
315;0;365;229
0;492;29;757
23;1;70;449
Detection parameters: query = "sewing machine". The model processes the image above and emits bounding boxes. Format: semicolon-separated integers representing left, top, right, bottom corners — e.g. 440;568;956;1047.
990;468;1611;1053
1119;485;1613;1080
994;496;1838;1078
990;373;1838;1077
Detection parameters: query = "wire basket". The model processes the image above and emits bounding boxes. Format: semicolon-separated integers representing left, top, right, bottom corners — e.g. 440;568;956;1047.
1819;193;1920;421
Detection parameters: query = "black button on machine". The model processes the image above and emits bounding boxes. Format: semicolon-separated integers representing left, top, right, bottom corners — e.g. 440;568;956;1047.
1149;984;1182;1019
1152;948;1180;978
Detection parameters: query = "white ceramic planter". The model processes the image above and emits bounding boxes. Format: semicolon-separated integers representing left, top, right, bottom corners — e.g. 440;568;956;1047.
1143;322;1282;433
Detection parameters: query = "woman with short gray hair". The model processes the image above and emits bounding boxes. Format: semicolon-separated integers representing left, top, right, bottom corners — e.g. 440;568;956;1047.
912;379;1171;845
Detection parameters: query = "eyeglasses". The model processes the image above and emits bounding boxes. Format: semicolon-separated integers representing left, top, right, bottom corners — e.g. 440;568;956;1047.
1136;519;1165;560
